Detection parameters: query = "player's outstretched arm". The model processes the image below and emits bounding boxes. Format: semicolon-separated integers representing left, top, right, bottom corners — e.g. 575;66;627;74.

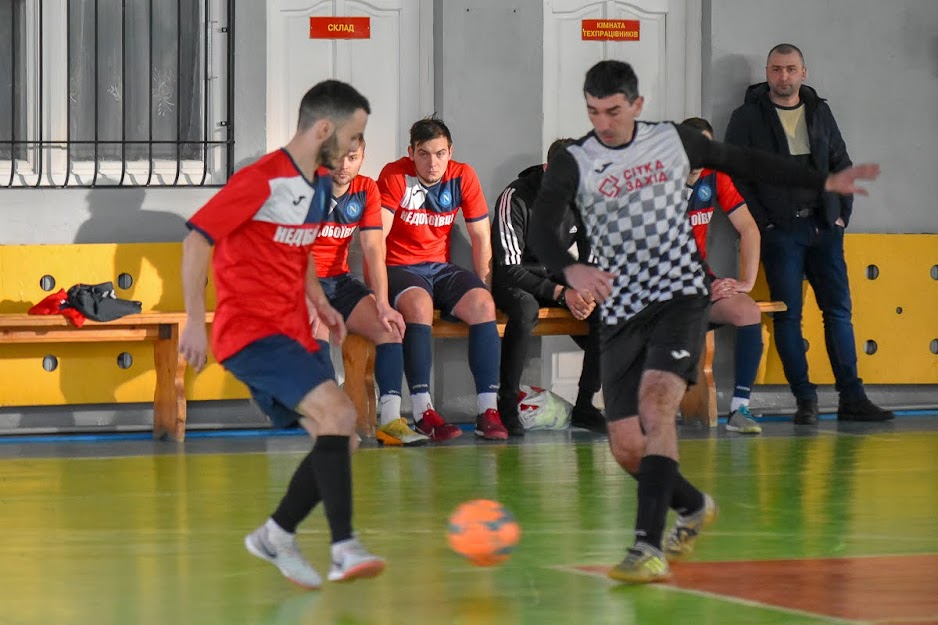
360;230;405;338
677;124;880;197
466;219;493;288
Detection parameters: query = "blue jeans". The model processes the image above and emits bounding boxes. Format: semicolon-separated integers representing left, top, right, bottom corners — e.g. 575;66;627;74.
761;219;864;402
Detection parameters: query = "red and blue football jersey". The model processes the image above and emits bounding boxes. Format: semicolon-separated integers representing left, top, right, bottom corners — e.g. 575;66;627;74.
311;175;382;278
686;168;745;260
187;149;331;362
378;157;488;266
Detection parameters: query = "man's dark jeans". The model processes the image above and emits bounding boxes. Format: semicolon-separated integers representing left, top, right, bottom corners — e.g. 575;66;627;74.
761;218;865;402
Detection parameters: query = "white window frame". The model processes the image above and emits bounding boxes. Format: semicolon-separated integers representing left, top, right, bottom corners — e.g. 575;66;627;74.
1;0;230;187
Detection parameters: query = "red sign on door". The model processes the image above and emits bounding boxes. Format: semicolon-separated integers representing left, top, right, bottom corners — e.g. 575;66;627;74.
581;19;640;41
309;17;371;39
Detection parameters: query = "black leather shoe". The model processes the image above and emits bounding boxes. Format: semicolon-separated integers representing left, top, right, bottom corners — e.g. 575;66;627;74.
837;396;895;422
793;398;819;425
570;404;608;434
497;397;525;437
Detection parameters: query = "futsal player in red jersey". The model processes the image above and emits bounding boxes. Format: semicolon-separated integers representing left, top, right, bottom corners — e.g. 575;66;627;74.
310;139;428;446
180;80;384;589
681;117;765;435
377;117;508;441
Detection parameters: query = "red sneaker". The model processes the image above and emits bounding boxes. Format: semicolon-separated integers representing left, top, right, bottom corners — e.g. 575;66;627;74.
475;409;509;440
415;408;463;442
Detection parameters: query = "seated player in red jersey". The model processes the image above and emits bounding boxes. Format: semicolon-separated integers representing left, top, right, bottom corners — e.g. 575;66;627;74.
377;117;508;441
179;80;385;589
682;117;765;434
309;139;428;446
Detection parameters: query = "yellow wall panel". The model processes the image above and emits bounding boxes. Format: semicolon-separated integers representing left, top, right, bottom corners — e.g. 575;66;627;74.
0;243;216;312
0;243;247;407
753;234;938;384
0;343;249;406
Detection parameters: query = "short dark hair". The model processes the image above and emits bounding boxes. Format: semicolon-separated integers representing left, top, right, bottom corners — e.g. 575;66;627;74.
767;43;805;66
409;116;452;148
547;138;575;163
680;117;713;135
297;80;371;131
583;60;640;102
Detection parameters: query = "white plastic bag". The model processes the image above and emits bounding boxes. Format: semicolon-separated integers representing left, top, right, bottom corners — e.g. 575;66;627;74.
518;385;573;430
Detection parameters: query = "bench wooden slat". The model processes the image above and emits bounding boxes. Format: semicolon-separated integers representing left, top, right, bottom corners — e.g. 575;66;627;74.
344;301;786;435
0;329;161;343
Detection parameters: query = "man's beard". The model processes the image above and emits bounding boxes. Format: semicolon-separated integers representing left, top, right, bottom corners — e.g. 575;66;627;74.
318;134;341;170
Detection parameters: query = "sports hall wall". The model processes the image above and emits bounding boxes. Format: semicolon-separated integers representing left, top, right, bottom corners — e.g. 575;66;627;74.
1;0;935;430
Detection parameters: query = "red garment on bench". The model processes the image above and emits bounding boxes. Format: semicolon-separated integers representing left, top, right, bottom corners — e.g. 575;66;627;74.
28;289;87;327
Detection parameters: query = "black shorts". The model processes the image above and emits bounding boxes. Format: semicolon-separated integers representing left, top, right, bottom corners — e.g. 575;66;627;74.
601;294;710;422
320;273;372;321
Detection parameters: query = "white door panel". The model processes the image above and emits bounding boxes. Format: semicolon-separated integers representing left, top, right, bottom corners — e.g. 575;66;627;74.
541;0;700;406
267;0;432;179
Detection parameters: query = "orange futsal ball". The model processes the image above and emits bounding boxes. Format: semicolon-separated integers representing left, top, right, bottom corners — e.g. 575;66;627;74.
447;499;521;566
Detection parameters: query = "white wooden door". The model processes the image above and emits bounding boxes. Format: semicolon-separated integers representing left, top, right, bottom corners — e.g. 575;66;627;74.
266;0;433;179
541;0;701;404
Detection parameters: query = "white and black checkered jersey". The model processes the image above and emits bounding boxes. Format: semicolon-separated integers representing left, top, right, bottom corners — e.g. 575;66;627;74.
530;121;828;326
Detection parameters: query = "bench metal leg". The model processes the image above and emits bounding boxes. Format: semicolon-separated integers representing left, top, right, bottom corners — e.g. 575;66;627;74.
342;334;377;438
153;324;187;441
680;330;718;428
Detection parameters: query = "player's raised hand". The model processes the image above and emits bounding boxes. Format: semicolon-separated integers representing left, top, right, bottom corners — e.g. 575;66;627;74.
562;263;618;303
824;164;881;196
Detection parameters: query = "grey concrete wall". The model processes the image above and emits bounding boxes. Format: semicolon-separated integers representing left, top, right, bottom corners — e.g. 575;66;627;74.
705;0;938;234
702;0;938;413
431;0;545;418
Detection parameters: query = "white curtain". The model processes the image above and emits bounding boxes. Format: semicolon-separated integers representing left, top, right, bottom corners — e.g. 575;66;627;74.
68;0;204;162
0;0;27;161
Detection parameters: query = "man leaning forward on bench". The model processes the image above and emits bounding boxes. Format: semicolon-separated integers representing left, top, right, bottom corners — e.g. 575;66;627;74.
491;138;606;436
309;137;429;446
377;117;509;441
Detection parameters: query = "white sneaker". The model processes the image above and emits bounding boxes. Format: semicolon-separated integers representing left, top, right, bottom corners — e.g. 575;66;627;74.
245;520;322;589
327;537;386;582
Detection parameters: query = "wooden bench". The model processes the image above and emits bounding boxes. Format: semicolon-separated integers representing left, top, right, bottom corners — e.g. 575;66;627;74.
342;302;786;436
0;311;214;442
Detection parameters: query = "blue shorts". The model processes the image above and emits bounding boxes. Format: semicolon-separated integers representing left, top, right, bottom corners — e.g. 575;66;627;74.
387;262;485;319
320;273;373;321
222;334;335;429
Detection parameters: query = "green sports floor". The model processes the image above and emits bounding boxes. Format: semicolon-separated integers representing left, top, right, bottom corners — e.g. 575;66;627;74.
1;416;937;625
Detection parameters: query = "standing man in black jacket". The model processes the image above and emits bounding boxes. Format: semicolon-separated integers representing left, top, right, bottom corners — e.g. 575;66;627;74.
725;43;893;424
491;139;606;436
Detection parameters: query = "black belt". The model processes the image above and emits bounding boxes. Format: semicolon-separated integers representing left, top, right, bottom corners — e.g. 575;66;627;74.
794;207;816;218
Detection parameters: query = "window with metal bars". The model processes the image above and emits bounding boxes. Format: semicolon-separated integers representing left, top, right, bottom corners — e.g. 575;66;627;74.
0;0;234;187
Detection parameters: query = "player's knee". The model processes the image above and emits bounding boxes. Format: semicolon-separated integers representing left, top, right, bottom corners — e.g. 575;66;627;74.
368;321;402;344
397;290;434;323
462;290;496;324
733;297;762;326
609;436;643;474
